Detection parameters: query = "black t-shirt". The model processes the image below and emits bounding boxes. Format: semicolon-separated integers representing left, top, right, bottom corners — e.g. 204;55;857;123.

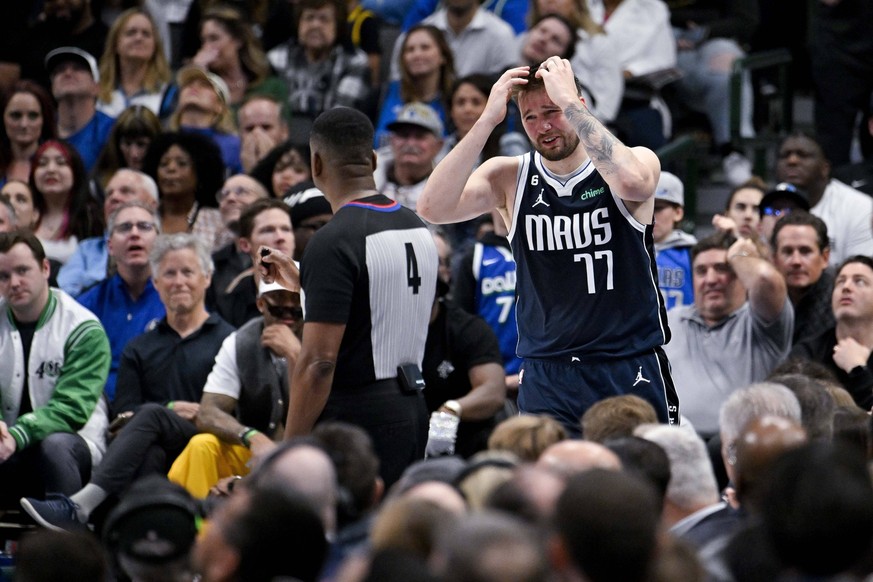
15;319;38;416
301;194;437;390
422;300;503;457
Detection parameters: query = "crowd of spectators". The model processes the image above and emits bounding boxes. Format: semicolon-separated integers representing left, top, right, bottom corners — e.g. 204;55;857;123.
1;0;873;580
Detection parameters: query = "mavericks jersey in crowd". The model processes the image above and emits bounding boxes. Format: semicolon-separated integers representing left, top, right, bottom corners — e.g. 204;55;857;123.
508;152;670;360
471;239;522;375
655;244;695;310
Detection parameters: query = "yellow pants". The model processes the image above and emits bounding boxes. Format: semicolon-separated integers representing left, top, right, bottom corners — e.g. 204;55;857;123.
168;433;252;499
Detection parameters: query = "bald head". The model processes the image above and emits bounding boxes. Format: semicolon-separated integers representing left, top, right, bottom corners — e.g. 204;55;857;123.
735;415;808;509
255;444;338;535
537;440;622;478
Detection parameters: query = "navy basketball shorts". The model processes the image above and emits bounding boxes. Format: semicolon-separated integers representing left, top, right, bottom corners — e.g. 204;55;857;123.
517;347;680;436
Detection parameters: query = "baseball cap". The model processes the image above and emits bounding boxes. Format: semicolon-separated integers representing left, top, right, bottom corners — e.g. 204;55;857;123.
258;279;295;296
655;171;684;207
45;47;99;81
283;182;333;226
176;65;230;105
103;476;198;565
759;182;810;215
386;102;444;137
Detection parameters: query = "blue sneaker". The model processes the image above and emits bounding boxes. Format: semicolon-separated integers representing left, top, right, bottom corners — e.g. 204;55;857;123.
20;494;85;532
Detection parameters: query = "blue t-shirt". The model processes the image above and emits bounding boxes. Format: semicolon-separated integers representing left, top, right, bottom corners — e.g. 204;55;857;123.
67;111;115;172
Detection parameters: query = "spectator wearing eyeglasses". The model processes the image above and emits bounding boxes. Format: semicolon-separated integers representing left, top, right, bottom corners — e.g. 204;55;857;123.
169;280;304;498
58;168;159;298
206;175;270;331
77;202;165;401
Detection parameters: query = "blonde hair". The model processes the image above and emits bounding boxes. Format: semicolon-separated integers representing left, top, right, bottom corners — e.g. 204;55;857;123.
201;5;272;86
99;8;171;103
528;0;603;37
488;414;567;462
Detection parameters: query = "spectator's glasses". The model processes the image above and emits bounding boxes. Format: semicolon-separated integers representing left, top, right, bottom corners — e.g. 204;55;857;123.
216;186;256;202
762;207;791;217
113;221;156;234
264;303;303;320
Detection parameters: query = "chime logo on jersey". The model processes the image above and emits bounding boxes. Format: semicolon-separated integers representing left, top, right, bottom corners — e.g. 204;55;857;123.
525;207;612;252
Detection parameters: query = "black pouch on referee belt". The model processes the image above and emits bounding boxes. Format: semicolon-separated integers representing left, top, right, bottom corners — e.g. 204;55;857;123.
397;363;425;393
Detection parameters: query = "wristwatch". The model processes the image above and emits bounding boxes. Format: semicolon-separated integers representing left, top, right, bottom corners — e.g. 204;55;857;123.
442;399;462;417
238;426;256;448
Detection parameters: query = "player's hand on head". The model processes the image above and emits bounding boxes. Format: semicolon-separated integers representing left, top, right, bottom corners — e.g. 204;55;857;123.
482;66;530;127
258;246;301;292
536;57;581;110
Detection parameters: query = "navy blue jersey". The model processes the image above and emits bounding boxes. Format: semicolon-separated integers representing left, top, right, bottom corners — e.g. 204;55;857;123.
508;152;669;360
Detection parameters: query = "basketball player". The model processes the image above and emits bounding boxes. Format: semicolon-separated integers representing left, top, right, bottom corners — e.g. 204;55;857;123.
418;58;678;434
261;107;438;487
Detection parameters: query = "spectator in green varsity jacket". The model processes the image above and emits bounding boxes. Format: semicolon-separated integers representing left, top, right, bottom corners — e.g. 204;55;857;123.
0;231;110;506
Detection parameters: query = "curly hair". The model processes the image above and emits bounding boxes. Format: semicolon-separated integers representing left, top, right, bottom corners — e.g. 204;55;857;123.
142;132;226;209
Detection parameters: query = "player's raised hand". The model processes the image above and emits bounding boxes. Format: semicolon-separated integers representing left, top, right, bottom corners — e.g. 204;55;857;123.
536;57;582;111
480;66;530;128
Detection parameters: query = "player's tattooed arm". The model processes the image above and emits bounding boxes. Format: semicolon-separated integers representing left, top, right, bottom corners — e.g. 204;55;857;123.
564;103;619;176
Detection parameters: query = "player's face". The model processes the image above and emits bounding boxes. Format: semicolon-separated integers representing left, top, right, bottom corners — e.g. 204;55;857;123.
726;187;762;239
0;242;50;320
833;262;873;323
693;248;746;324
154;248;211;315
519;89;580;162
773;225;829;292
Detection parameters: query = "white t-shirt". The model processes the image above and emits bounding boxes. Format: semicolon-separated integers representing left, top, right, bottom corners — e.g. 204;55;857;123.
811;179;873;266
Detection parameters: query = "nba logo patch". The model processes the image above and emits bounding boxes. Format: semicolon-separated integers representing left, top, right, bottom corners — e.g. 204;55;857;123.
518;369;524;384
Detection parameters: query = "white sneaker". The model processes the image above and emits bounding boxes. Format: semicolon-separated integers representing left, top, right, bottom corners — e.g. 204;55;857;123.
722;151;752;187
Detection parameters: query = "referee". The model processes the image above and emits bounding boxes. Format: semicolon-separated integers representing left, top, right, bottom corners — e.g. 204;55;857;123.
261;107;438;487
